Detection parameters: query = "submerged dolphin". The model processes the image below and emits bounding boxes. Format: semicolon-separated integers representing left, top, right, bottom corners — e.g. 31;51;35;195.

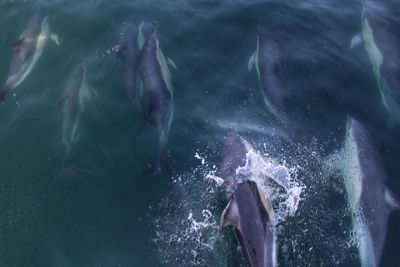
219;133;277;267
138;21;176;172
343;117;399;267
60;64;96;154
117;19;145;106
350;0;400;125
248;27;288;122
0;13;59;102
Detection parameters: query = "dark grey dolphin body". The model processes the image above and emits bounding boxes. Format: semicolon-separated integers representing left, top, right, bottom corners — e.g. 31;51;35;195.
350;0;400;125
343;117;399;267
219;133;248;193
117;19;144;106
138;22;175;172
60;64;95;154
248;27;288;122
0;13;59;102
219;133;277;267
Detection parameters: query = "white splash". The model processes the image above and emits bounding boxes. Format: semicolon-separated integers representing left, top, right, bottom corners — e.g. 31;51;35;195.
236;149;291;189
235;147;304;222
194;152;206;165
205;174;224;186
187;210;216;235
153;142;306;266
283;186;304;216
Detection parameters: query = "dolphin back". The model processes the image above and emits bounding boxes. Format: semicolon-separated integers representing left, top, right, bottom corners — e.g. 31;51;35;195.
344;117;394;267
220;180;276;267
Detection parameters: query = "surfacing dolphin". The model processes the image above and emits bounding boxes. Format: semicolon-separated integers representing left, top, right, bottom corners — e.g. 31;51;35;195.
0;13;59;102
219;133;277;267
248;26;288;123
117;19;145;107
343;116;399;267
60;64;97;155
350;0;400;126
138;21;176;173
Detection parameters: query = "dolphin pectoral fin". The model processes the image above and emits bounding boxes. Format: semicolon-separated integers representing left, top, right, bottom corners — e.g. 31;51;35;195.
248;51;256;72
138;21;145;49
91;86;99;99
220;197;240;230
71;123;80;144
350;33;363;49
79;77;97;108
11;39;23;52
50;34;60;46
134;79;144;110
385;186;400;210
166;57;177;70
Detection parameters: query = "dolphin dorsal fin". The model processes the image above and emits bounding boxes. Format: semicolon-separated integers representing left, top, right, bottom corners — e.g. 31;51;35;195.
11;39;24;52
220;197;240;230
385;186;400;210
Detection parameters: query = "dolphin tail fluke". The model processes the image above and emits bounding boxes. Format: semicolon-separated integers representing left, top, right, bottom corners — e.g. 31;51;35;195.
143;127;172;176
154;128;172;175
134;117;157;139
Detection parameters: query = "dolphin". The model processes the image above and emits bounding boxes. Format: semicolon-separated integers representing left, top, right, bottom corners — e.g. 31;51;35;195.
60;64;96;154
0;13;59;102
219;133;249;193
219;133;277;267
138;21;176;173
350;0;400;126
343;116;399;267
117;19;145;107
248;27;288;122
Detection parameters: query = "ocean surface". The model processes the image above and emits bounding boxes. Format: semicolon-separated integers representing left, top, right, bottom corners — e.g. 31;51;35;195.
0;0;399;266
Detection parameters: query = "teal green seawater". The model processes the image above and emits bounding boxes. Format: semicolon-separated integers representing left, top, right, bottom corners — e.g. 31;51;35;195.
0;0;399;266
